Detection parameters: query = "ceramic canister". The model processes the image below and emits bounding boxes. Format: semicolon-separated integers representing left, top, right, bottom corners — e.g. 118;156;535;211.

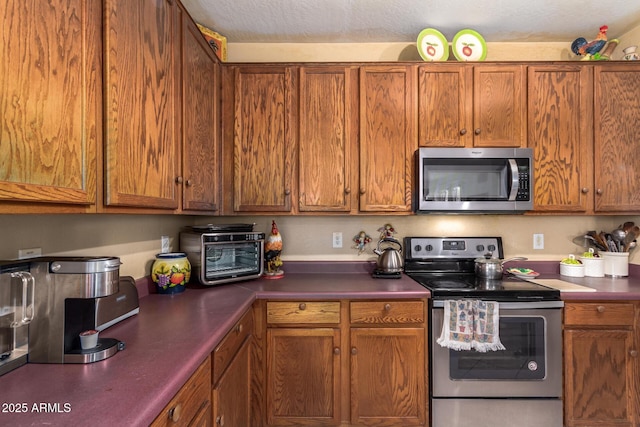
152;252;191;294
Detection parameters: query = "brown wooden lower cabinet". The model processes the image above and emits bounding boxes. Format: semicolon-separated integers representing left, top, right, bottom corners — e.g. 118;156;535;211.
564;301;640;427
259;299;428;427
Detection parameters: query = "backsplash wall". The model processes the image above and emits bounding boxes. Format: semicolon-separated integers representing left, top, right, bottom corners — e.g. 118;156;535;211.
0;214;636;279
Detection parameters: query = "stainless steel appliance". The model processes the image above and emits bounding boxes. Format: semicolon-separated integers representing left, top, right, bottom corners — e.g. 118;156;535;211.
28;257;132;364
0;261;34;376
180;224;265;286
415;147;533;213
404;237;563;427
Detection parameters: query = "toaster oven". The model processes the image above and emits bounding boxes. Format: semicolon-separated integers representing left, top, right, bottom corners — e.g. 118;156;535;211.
180;228;265;286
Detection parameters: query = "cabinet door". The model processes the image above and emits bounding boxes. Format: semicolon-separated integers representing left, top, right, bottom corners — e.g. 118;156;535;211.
180;10;220;213
350;328;426;426
104;0;180;209
528;65;593;212
594;65;640;212
225;66;296;213
418;65;471;147
564;329;637;426
0;0;100;212
266;328;341;426
298;66;358;212
213;337;251;427
359;66;416;212
473;65;526;148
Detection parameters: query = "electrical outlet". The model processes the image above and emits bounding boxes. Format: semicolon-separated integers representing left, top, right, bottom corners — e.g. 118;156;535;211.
161;235;170;253
533;234;544;250
332;232;343;248
18;247;42;259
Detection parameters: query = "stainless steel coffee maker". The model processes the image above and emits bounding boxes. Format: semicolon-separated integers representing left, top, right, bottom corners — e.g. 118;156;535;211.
28;256;127;364
0;261;34;376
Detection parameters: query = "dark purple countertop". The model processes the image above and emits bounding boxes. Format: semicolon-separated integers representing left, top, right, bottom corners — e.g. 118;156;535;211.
0;261;638;426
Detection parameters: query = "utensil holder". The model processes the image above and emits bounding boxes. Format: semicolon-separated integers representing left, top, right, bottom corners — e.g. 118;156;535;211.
601;252;629;277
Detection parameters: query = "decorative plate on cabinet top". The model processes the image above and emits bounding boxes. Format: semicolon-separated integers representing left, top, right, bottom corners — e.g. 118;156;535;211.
417;28;449;62
452;29;487;61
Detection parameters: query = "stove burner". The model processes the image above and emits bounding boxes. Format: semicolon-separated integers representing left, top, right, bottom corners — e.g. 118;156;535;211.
426;279;473;289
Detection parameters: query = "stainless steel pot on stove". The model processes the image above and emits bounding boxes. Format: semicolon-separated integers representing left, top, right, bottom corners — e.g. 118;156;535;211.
373;238;403;273
474;254;528;280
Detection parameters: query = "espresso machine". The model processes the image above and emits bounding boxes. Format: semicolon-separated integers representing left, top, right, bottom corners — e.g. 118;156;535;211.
0;261;34;376
28;256;138;364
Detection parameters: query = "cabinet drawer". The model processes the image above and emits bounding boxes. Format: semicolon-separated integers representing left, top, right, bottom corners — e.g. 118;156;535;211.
350;300;425;324
564;302;635;326
266;301;340;324
212;309;253;384
151;355;211;427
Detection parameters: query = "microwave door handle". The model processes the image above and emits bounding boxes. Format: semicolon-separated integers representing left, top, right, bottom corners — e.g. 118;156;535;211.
508;159;519;201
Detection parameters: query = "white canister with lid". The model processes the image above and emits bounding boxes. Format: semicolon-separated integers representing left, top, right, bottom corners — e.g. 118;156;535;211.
579;249;604;277
560;255;585;277
601;252;629;277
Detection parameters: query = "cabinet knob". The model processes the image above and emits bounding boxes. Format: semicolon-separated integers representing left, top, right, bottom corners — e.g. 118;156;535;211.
175;176;183;184
474;128;481;135
284;188;291;196
299;303;306;311
185;179;192;187
360;188;366;195
235;323;243;334
596;305;605;313
351;347;357;355
596;189;603;195
384;303;391;311
345;187;351;194
216;415;225;426
169;403;182;422
631;350;638;357
459;128;467;136
581;188;589;194
334;347;340;355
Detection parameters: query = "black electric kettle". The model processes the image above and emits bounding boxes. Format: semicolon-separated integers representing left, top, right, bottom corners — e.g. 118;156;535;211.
373;238;403;273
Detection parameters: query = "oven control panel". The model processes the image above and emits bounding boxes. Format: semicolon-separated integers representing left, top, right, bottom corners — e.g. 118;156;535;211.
404;237;504;260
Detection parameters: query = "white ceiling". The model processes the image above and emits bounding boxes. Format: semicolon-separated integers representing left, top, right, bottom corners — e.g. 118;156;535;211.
180;0;640;44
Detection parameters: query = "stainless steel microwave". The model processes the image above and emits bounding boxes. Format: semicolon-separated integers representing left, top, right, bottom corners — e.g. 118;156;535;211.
415;147;534;213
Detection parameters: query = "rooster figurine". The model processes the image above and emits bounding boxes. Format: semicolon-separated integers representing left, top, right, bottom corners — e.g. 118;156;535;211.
571;25;608;60
264;220;284;278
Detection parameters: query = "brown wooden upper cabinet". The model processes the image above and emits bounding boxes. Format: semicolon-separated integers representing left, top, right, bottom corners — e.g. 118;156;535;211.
221;65;296;214
0;0;101;213
418;64;526;148
528;65;593;213
359;65;416;212
103;0;181;210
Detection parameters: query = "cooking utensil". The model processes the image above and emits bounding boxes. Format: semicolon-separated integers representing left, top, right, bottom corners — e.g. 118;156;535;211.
474;254;528;280
623;226;639;251
572;235;607;252
611;228;626;252
373;238;403;273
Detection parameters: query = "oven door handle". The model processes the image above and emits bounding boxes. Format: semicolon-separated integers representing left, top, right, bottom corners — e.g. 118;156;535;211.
431;300;564;309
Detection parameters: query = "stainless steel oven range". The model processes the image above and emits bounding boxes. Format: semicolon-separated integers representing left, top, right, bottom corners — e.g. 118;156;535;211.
404;236;564;427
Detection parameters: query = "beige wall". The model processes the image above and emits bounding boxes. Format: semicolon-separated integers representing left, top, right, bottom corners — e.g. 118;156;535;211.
2;214;636;280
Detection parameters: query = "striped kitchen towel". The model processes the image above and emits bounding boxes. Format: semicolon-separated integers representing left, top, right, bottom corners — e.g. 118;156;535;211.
437;299;505;352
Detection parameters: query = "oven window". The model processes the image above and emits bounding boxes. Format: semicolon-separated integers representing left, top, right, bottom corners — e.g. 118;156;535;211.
449;316;546;380
204;242;260;279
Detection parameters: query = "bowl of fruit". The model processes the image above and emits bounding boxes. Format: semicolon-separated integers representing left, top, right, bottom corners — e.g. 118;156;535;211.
560;254;585;278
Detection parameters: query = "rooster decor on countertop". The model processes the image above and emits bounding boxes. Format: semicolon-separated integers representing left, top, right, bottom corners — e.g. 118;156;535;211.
264;220;284;279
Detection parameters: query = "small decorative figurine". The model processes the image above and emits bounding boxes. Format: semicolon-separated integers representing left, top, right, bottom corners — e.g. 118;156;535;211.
622;45;639;60
352;231;372;255
264;220;284;279
377;223;397;240
571;25;609;60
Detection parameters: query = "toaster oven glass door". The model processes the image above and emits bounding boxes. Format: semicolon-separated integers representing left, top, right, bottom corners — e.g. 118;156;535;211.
204;241;262;280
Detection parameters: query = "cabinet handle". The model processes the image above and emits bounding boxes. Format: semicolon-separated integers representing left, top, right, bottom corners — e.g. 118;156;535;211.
185;179;192;187
474;128;481;135
596;189;603;195
596;305;605;313
631;350;638;357
384;303;391;311
459;128;467;136
581;188;589;194
299;303;306;311
168;403;182;422
216;415;225;426
351;347;357;355
175;176;183;184
345;187;351;194
334;347;340;355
